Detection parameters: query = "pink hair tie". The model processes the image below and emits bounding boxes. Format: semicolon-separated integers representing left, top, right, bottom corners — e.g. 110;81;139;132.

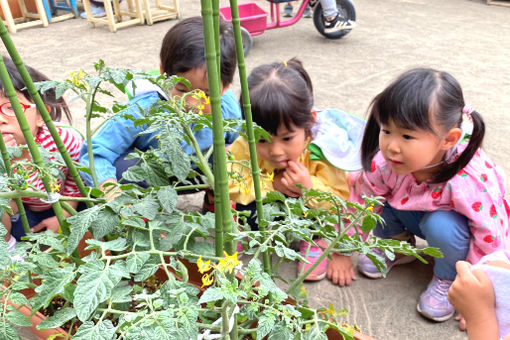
462;105;474;119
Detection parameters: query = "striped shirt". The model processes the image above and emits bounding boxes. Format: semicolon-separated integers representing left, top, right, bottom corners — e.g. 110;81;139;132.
21;124;83;211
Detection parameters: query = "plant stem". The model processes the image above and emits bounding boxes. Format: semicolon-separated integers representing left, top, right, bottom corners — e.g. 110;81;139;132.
85;83;101;188
228;0;270;273
0;190;106;203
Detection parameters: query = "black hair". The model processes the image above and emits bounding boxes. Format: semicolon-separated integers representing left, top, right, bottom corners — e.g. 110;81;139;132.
159;16;237;87
244;57;314;135
361;67;485;183
0;56;72;123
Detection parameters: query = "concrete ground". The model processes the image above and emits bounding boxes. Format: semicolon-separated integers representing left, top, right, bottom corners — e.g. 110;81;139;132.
5;0;510;339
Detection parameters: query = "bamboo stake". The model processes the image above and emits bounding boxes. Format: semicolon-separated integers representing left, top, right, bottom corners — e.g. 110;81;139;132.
0;19;93;209
201;0;235;256
0;21;70;235
228;0;271;273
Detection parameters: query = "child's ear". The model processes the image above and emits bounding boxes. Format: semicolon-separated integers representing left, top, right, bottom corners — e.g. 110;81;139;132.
159;63;164;75
441;127;462;150
36;112;44;128
311;109;317;122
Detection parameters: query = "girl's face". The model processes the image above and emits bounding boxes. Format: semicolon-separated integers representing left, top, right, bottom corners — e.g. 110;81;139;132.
256;123;308;169
0;92;43;146
379;119;458;182
169;66;228;115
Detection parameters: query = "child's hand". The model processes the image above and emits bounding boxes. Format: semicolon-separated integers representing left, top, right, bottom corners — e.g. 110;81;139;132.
31;216;60;233
2;133;17;147
272;171;300;197
280;161;312;196
448;261;498;338
327;253;357;286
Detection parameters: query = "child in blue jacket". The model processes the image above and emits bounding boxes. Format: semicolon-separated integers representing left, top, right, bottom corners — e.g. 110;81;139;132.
79;17;241;189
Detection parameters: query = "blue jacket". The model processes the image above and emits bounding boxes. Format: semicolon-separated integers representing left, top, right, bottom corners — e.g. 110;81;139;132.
79;84;241;186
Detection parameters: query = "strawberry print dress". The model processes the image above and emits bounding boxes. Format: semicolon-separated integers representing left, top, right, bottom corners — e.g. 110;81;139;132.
349;148;510;264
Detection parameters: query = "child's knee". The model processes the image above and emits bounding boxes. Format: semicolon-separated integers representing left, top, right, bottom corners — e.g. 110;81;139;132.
420;210;470;247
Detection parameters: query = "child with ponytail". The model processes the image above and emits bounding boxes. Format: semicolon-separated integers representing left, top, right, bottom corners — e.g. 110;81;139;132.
332;68;509;322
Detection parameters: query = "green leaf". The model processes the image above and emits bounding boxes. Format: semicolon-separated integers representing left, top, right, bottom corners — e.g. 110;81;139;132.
198;287;224;304
133;257;159;281
0;224;10;266
31;265;76;311
126;252;151;274
361;215;377;233
0;322;21;340
422;247;443;258
268;324;294;340
133;196;159;220
6;310;32;327
74;260;128;321
73;320;116;340
86;238;127;252
67;206;100;255
157;186;178;213
257;310;276;340
91;208;120;239
8;292;29;306
37;308;76;330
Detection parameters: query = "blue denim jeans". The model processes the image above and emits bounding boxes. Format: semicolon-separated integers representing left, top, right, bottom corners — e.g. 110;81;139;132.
375;203;470;280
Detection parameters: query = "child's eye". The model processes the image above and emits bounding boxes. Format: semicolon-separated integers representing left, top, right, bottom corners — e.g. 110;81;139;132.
381;129;390;134
402;134;413;140
283;136;294;142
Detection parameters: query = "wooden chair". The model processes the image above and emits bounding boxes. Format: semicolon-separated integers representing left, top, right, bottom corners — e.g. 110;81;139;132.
43;0;79;23
487;0;510;7
142;0;178;26
82;0;144;32
0;0;48;33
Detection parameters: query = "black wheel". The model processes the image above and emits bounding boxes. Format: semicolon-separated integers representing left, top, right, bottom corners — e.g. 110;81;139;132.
241;27;253;56
313;0;356;39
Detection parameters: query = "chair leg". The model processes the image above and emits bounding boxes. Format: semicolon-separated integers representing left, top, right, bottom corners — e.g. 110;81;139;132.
41;0;53;22
82;0;97;27
34;0;49;26
102;0;117;32
69;0;79;16
0;0;17;32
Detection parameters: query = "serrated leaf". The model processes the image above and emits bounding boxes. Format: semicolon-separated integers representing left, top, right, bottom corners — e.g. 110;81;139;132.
268;324;294;340
157;186;178;213
361;215;377;233
126;252;150;274
133;257;159;281
37;308;76;330
197;287;223;304
422;247;443;258
86;238;127;252
0;322;21;340
74;260;128;321
257;311;276;340
8;292;29;306
73;320;116;340
0;224;10;266
133;196;159;220
67;206;100;254
91;208;120;239
6;310;32;327
31;265;76;311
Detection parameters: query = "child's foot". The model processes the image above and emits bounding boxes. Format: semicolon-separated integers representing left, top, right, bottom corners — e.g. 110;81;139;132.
303;5;312;18
324;13;355;32
357;248;417;278
417;275;455;322
80;4;106;19
283;3;293;17
297;239;327;281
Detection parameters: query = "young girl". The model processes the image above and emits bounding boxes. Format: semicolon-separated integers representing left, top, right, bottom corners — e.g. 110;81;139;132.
79;16;241;191
228;58;364;281
0;56;83;251
335;68;509;321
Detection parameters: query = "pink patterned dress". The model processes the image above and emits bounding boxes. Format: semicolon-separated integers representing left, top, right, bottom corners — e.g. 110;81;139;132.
349;148;510;264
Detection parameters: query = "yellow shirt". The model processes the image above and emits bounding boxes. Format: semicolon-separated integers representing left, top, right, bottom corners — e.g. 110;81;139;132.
228;137;349;209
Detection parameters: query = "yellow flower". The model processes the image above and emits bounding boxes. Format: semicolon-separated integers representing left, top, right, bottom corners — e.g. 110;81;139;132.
155;135;160;139
68;70;84;87
216;251;241;274
201;273;214;287
367;205;374;212
50;182;60;193
303;210;308;218
266;171;274;182
197;256;212;274
240;183;250;196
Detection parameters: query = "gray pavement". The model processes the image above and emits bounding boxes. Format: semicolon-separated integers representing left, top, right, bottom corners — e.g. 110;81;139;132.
5;0;510;339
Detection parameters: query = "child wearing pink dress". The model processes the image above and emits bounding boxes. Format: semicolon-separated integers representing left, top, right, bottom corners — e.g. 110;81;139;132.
328;68;509;323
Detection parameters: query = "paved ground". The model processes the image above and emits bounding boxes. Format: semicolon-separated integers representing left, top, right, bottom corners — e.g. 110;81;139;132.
5;0;510;339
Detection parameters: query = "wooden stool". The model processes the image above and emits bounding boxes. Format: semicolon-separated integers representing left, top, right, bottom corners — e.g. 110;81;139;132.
82;0;143;32
487;0;510;7
44;0;79;23
142;0;179;26
0;0;49;33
